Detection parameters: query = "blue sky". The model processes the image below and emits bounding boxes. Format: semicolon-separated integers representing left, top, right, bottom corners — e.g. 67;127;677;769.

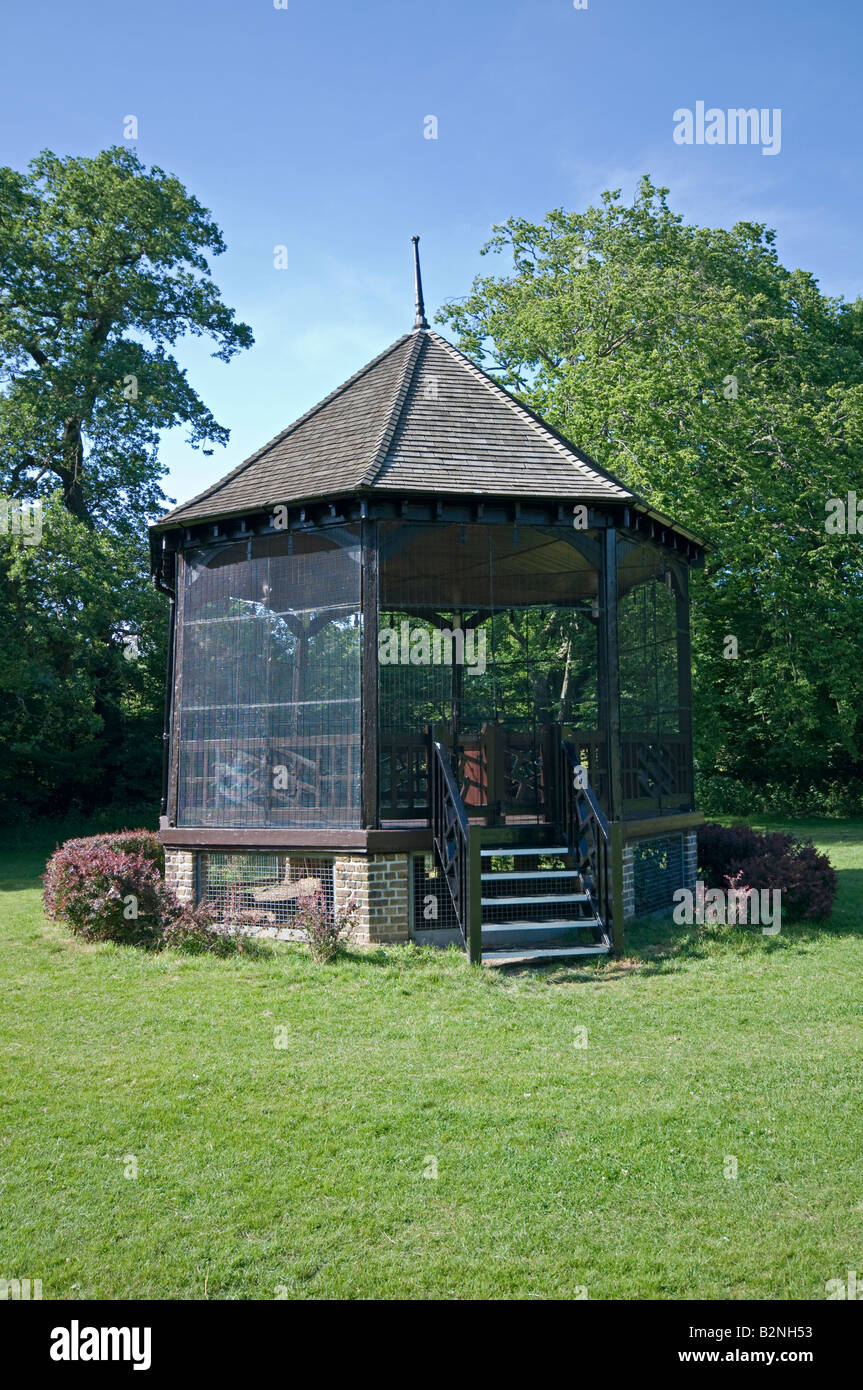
3;0;861;510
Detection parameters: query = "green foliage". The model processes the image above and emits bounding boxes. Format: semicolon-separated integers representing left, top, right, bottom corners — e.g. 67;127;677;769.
0;146;253;820
162;903;241;957
293;888;358;963
0;145;252;528
0;498;167;818
438;179;863;802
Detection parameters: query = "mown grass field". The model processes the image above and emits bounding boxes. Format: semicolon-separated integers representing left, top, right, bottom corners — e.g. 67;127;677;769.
1;816;861;1300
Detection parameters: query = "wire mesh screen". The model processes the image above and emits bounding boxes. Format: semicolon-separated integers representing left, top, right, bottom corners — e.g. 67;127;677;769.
617;545;681;735
199;852;335;928
617;540;692;813
175;526;362;827
378;521;600;823
632;835;685;915
412;853;459;933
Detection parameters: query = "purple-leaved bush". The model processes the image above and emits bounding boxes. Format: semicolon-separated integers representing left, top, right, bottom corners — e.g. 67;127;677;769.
696;822;837;921
43;833;170;946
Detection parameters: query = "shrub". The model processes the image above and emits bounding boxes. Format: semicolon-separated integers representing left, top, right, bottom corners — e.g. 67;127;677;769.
696;773;863;819
43;836;170;946
46;829;163;873
161;902;241;957
294;890;357;963
696;821;837;921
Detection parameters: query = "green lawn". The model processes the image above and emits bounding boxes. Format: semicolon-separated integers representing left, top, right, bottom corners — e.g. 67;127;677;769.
1;817;862;1300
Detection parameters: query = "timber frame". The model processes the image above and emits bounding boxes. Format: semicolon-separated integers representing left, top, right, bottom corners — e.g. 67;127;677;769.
150;309;705;956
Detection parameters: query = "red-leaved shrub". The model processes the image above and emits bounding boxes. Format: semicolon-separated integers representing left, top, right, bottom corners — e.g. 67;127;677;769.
697;822;837;921
43;834;169;946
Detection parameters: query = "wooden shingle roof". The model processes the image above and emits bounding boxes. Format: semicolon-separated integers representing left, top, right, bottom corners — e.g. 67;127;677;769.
154;327;636;529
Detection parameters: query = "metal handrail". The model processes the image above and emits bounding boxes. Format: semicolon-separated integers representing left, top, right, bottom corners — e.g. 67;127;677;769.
429;737;478;960
559;738;612;944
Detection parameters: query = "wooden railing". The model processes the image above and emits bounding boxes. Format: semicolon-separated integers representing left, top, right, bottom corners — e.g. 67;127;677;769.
620;732;692;812
428;737;481;964
176;733;361;826
380;726;691;825
556;738;613;949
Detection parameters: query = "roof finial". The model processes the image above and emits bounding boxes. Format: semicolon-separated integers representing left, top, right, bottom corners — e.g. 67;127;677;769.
411;235;428;330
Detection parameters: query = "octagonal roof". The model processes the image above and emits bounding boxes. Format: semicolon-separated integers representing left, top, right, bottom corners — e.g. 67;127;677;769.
154;326;637;530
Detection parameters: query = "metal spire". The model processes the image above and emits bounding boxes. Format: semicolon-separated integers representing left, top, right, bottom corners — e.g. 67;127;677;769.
411;235;428;330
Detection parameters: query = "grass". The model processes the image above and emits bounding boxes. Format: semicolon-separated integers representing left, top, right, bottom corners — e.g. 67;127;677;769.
1;816;862;1300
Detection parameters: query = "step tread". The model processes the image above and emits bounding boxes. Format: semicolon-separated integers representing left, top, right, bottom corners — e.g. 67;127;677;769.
481;893;590;906
482;944;610;966
482;919;601;935
481;869;581;881
481;846;569;857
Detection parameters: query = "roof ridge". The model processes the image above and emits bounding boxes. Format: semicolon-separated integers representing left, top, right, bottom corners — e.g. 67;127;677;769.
425;330;633;498
157;333;413;524
360;330;426;487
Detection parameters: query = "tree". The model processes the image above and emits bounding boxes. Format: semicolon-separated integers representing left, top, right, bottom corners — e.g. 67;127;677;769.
0;499;168;817
0;145;252;530
438;180;863;807
0;147;253;820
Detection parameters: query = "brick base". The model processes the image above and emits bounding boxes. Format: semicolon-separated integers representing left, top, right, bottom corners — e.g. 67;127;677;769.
683;831;698;895
164;848;195;905
164;847;411;945
334;853;410;944
622;844;636;920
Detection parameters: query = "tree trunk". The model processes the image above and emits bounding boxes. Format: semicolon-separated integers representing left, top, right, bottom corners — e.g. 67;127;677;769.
56;418;93;527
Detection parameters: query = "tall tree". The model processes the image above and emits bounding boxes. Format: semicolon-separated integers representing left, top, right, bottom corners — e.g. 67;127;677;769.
438;180;863;806
0;147;253;820
0;145;252;529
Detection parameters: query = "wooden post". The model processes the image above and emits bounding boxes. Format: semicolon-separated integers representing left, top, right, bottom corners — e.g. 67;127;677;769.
361;518;379;829
483;722;504;825
599;526;623;822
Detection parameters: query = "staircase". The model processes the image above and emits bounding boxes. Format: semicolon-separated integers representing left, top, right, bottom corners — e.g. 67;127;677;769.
479;827;611;967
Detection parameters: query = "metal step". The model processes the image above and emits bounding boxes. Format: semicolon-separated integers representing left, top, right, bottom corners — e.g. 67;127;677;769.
481;845;569;858
482;944;610;967
482;918;601;936
480;869;581;881
481;892;589;907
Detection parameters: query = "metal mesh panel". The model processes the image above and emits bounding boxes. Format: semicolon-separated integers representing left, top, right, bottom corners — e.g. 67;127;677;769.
618;552;681;736
632;835;685;915
412;853;459;932
199;851;334;927
175;527;361;827
378;521;600;824
617;540;692;814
